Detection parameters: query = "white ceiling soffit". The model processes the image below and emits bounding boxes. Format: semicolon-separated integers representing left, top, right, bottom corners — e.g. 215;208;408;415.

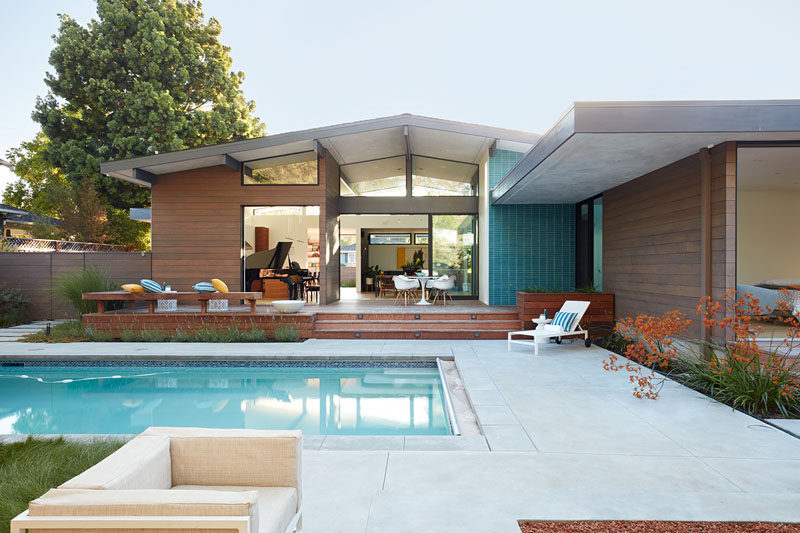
493;100;800;204
738;146;800;191
498;131;800;204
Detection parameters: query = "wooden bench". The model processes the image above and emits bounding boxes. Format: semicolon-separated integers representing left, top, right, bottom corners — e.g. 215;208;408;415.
82;291;261;314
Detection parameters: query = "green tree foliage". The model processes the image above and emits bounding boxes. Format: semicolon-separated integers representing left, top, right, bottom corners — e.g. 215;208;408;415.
5;0;265;247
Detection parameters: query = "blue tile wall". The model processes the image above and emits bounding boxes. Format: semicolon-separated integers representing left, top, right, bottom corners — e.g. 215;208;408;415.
487;150;575;305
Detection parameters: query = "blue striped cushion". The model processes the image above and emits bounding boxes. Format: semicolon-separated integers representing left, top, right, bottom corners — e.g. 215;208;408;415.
139;279;163;293
551;311;577;331
193;282;217;293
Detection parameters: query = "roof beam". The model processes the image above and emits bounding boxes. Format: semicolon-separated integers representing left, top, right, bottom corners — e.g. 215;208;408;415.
132;168;157;185
223;155;242;172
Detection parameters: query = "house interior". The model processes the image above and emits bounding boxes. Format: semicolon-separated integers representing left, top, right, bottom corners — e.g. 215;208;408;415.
736;145;800;343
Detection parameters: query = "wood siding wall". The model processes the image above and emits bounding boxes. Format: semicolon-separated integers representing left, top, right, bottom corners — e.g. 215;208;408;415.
151;152;341;303
0;252;151;320
603;143;736;325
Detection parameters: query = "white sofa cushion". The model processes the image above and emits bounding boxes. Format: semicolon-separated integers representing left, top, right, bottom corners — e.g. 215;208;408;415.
543;324;565;334
59;435;171;490
173;486;296;533
29;488;259;531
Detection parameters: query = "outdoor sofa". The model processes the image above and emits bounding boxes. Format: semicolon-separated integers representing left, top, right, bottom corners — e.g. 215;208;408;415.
11;427;302;533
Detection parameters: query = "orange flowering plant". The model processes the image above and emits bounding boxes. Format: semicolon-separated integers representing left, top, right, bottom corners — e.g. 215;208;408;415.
605;288;800;417
603;311;691;399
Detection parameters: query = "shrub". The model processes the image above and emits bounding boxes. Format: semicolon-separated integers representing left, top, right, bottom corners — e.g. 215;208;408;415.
575;284;600;293
604;310;691;399
274;325;299;342
680;347;800;418
239;326;268;342
607;289;800;416
171;329;194;342
139;328;169;342
0;285;29;327
20;320;89;342
54;266;118;315
84;327;113;342
340;280;357;288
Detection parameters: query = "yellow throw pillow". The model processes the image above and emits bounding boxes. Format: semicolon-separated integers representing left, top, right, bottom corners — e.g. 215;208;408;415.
121;284;145;293
211;279;229;293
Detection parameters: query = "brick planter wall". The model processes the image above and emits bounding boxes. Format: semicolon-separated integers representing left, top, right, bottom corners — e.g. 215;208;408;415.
83;313;314;339
516;292;615;335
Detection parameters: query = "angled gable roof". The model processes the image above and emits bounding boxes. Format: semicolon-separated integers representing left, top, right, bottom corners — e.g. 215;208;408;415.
100;114;540;187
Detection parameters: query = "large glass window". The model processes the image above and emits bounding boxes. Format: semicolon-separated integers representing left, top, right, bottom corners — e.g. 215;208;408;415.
340;156;406;196
431;215;476;297
412;156;478;197
243;151;318;185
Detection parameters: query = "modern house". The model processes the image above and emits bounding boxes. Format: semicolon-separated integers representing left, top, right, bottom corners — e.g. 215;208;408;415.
100;100;800;330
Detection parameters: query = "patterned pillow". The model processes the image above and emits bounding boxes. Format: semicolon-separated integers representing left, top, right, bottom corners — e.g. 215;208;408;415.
193;282;217;293
551;311;577;332
139;279;163;293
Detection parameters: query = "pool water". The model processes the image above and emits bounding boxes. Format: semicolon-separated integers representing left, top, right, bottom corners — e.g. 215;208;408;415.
0;364;450;436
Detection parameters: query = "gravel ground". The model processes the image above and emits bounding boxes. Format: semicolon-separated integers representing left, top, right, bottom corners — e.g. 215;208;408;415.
519;521;800;532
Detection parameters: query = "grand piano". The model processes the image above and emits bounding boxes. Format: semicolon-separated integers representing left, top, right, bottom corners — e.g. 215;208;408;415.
245;242;311;300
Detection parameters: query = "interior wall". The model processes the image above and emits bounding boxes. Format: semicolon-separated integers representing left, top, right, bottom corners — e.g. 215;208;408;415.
737;189;800;284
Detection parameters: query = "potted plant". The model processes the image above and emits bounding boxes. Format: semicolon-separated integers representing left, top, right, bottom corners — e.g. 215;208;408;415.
402;250;425;275
365;265;382;287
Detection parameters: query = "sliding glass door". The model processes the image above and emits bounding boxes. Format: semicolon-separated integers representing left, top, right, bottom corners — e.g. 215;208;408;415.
430;215;476;297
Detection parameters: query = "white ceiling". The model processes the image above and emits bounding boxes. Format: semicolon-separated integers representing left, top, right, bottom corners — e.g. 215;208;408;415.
738;146;800;191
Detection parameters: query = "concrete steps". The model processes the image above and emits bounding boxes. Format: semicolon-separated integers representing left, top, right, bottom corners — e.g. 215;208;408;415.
312;312;522;339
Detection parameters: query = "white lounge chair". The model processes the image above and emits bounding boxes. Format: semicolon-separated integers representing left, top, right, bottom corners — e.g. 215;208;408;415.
507;300;592;355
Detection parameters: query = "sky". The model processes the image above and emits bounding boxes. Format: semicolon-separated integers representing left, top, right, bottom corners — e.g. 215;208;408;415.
2;0;800;192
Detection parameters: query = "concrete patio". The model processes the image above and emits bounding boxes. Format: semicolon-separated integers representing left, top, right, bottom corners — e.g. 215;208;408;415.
3;339;800;531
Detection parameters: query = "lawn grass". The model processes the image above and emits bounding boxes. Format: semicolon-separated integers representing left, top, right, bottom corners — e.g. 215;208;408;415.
0;437;124;531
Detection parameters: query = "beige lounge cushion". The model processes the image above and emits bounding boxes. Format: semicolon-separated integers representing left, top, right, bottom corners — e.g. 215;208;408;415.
141;428;302;506
59;435;171;490
173;486;296;533
29;488;258;531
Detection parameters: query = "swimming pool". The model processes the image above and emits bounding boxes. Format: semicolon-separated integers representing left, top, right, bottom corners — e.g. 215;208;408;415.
0;361;450;436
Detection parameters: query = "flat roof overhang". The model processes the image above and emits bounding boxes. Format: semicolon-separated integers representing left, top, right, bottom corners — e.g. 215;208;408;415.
491;100;800;204
100;114;539;188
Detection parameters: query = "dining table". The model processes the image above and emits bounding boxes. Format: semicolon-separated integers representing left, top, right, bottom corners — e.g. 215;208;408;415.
413;275;433;305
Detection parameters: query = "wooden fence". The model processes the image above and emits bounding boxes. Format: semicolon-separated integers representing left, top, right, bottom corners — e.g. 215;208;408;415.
0;252;152;320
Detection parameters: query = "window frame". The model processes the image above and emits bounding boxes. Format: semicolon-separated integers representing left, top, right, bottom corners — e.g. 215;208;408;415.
368;233;412;245
241;150;320;187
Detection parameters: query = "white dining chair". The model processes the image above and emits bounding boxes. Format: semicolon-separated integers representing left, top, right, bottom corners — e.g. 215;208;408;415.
431;275;455;305
393;275;420;306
